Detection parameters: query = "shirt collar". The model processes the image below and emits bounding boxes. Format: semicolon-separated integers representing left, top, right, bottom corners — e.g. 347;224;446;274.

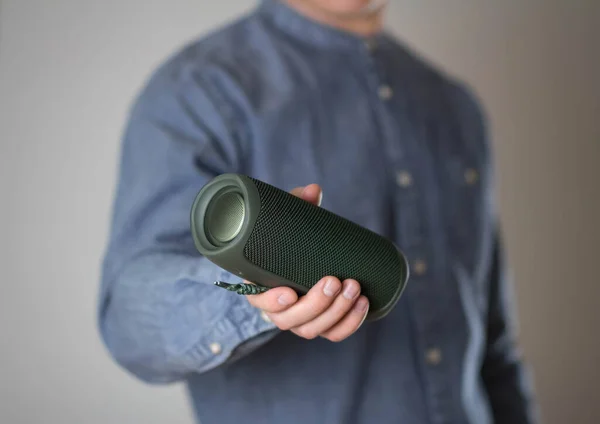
257;0;385;51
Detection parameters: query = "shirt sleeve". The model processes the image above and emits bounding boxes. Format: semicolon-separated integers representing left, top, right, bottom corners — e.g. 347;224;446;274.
98;64;278;384
481;231;539;423
453;82;540;423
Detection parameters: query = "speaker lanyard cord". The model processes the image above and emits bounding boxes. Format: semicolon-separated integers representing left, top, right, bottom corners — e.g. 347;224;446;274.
214;281;271;295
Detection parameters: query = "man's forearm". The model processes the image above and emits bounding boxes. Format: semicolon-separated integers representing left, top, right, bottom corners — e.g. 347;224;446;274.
99;252;277;383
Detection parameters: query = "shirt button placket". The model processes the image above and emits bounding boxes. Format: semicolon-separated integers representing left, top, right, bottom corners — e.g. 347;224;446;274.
368;43;448;421
393;153;448;422
363;39;393;102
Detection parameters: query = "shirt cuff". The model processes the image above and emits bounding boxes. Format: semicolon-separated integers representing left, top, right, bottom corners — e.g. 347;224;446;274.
181;293;279;373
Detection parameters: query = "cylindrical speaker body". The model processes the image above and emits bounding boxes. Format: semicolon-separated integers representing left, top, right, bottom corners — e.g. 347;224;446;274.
191;174;409;321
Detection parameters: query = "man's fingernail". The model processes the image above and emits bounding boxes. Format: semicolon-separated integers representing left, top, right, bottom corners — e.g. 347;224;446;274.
343;279;360;299
278;293;294;306
317;190;323;206
323;278;340;297
354;297;369;313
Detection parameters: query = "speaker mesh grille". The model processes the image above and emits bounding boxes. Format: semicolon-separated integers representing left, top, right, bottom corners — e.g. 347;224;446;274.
243;179;406;313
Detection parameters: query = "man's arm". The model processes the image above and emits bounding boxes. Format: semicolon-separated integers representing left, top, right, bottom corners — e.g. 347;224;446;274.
481;231;539;423
98;63;369;384
98;68;279;383
449;80;539;422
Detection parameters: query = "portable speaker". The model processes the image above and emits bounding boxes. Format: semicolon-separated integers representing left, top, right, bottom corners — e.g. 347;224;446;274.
190;173;409;321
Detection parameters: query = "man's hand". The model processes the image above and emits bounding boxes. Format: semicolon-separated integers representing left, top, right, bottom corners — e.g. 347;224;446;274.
244;184;369;342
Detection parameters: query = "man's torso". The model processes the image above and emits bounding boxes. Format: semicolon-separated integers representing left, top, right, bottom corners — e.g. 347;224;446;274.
152;2;496;423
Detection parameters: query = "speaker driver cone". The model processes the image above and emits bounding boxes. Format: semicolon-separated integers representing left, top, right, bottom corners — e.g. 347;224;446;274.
205;190;245;245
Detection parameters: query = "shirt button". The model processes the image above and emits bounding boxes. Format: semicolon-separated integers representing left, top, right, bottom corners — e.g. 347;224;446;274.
395;170;413;188
378;85;393;100
413;259;427;276
364;39;376;52
464;168;479;185
209;342;222;355
425;348;442;365
260;310;271;323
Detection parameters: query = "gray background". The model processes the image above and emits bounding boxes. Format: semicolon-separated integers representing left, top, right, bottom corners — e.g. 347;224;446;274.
1;1;599;423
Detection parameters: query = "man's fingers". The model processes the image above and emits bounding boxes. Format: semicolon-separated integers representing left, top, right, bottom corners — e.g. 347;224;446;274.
290;279;361;340
267;277;341;330
245;276;368;342
245;286;298;313
290;184;322;206
320;295;369;342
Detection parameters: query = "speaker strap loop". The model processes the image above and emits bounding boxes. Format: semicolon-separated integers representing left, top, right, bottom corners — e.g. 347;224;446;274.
214;281;271;295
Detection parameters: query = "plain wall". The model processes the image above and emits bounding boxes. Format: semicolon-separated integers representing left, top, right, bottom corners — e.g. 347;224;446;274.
1;1;598;423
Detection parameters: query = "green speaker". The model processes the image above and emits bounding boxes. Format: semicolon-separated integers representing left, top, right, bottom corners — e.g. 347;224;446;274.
191;173;409;321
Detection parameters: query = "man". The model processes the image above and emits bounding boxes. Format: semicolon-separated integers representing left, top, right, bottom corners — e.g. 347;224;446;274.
99;0;538;423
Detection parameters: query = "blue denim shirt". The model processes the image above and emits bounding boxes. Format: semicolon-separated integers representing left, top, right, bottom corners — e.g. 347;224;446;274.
99;1;537;423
